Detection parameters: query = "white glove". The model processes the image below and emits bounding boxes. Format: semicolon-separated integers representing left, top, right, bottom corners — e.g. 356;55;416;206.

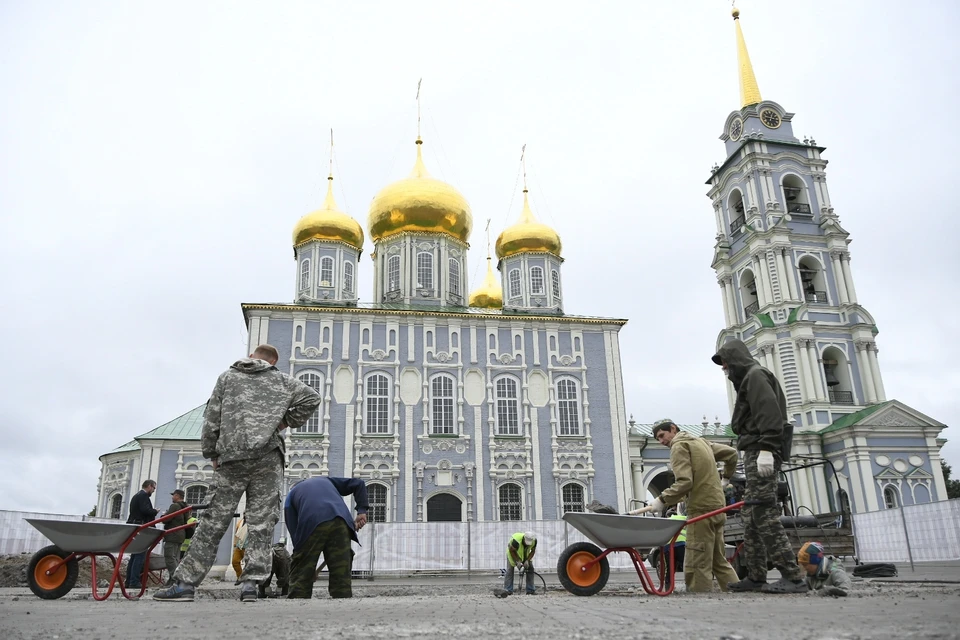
721;478;730;489
628;498;663;515
757;451;775;477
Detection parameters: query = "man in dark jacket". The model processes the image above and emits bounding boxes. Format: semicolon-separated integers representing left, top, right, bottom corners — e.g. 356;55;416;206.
162;490;190;586
125;479;158;589
712;339;807;594
285;476;368;599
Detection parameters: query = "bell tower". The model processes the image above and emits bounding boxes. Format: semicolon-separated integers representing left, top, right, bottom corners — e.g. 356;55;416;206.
708;6;886;431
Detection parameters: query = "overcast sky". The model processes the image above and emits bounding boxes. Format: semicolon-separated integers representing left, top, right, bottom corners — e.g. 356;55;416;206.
1;1;958;514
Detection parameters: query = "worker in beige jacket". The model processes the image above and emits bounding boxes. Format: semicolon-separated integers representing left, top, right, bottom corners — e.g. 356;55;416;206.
631;419;740;592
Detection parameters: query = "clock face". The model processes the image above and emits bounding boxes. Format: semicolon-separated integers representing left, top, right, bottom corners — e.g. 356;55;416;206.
760;109;782;129
729;118;743;141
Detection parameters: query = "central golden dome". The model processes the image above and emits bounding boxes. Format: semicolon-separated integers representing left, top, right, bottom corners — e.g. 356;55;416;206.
469;257;503;309
293;176;364;250
495;190;562;259
368;140;472;244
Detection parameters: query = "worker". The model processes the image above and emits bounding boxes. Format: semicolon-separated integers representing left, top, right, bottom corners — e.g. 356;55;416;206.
659;509;687;588
258;538;292;598
629;419;740;592
798;541;851;597
712;339;808;594
179;515;198;560
495;532;538;597
232;514;247;586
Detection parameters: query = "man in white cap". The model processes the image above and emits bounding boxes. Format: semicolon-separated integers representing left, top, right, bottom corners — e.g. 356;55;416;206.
496;531;538;597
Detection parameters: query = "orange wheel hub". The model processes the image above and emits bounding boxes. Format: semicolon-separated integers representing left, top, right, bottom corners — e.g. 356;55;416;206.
34;555;67;590
566;551;601;587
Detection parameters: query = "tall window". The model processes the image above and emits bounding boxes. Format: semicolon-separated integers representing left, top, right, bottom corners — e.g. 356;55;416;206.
562;484;585;513
319;257;334;287
343;261;354;294
387;255;401;292
508;269;521;298
367;483;387;522
556;378;581;436
299;259;310;291
185;485;208;505
499;483;522;521
530;266;544;295
110;494;123;519
417;252;433;289
551;270;561;298
448;258;461;296
365;374;391;434
431;375;456;434
495;376;520;435
883;485;900;509
297;372;323;433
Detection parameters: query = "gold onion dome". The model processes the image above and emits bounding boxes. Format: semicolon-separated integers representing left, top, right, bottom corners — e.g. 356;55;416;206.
469;257;503;309
292;176;364;250
368;139;473;244
495;190;562;259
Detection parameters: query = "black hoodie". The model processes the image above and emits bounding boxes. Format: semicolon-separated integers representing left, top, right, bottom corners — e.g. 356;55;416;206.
713;339;794;459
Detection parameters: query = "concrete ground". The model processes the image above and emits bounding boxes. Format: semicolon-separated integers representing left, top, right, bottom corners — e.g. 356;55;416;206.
1;563;957;640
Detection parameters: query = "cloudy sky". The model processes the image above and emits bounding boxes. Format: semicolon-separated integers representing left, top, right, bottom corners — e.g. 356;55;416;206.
1;1;957;514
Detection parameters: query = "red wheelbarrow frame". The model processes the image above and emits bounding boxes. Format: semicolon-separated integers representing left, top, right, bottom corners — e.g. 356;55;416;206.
576;501;745;597
37;505;197;601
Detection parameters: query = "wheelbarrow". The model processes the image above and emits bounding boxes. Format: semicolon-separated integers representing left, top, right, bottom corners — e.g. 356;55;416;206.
557;501;744;596
24;505;197;601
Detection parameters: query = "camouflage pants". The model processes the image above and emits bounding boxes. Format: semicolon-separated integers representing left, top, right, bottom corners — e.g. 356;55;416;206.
741;450;802;582
259;546;291;594
288;518;354;599
173;451;283;586
683;513;740;592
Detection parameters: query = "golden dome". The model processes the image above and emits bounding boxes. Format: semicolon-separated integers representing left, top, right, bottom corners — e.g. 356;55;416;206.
293;176;364;250
495;190;562;259
469;257;503;309
368;139;473;244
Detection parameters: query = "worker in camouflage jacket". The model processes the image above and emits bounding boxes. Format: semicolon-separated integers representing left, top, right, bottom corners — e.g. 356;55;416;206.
155;344;321;603
258;539;292;598
713;339;807;594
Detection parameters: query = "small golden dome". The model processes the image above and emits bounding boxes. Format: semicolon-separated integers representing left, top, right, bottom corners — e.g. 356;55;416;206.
469;257;503;309
731;6;740;18
495;190;562;259
368;139;472;244
293;176;364;250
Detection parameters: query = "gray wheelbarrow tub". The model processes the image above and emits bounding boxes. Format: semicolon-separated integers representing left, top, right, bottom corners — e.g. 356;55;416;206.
26;519;164;555
562;513;686;549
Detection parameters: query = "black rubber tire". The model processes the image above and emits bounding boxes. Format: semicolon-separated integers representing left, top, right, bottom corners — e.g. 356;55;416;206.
557;542;609;597
27;545;79;600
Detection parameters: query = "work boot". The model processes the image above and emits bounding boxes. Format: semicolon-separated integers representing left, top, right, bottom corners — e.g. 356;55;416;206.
493;588;512;598
153;581;195;602
280;586;289;597
240;580;259;602
760;578;809;594
727;577;767;592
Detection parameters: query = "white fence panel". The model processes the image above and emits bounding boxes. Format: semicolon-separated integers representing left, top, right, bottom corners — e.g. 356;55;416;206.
0;510;117;555
852;499;960;563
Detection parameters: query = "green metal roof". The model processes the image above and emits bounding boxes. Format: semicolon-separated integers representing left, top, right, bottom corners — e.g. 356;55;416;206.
135;404;206;440
108;439;141;454
630;422;735;438
820;400;892;434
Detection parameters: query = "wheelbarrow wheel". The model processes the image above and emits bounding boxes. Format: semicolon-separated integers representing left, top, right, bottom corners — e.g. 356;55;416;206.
557;542;609;596
28;545;79;600
731;547;748;580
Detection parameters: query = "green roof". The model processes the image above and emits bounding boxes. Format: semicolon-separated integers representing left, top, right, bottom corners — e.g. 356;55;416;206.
630;423;735;438
109;439;141;454
820;400;892;434
135;404;206;440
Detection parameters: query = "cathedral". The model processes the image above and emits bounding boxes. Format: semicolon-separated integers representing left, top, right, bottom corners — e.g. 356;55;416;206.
627;7;949;516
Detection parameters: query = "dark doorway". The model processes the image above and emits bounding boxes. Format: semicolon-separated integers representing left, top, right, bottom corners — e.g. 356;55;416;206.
426;493;462;522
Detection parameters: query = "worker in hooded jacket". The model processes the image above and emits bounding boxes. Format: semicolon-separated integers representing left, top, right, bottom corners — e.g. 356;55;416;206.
712;339;808;594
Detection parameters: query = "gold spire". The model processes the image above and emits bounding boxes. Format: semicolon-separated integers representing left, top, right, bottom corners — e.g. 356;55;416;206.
495;147;562;260
732;5;762;108
469;219;503;309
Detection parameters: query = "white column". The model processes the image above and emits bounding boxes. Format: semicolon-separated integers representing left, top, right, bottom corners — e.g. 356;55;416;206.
807;341;826;402
753;256;768;308
724;279;738;326
868;344;886;402
762;345;775;372
796;340;816;402
784;250;799;301
830;251;849;304
632;463;644;507
774;248;789;301
846;360;860;405
840;253;858;303
856;342;877;404
757;253;774;307
719;279;733;327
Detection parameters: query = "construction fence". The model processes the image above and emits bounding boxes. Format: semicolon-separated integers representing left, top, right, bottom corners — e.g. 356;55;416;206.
851;498;960;565
0;510;117;556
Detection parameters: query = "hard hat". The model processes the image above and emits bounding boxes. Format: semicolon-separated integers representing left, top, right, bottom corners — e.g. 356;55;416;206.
798;541;825;568
523;532;536;545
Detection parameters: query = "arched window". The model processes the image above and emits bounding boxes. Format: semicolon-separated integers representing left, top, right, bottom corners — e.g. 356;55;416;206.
343;261;354;294
319;257;334;287
185;485;208;505
495;376;520;436
836;488;851;514
797;255;828;304
508;269;521;298
499;483;522;521
296;371;323;433
430;374;456;434
556;378;581;436
448;258;461;296
551;270;561;299
426;493;462;522
530;266;544;295
562;484;585;513
299;259;310;291
781;174;812;216
387;255;401;292
883;485;900;509
739;269;759;317
728;189;746;235
822;346;854;405
109;494;123;519
367;483;388;523
416;252;433;289
364;373;391;434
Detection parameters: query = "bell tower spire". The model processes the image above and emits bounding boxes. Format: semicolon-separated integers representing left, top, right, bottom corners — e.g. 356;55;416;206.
732;5;762;108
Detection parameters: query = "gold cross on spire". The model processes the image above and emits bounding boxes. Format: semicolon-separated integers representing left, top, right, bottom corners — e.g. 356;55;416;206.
521;143;528;192
416;78;423;140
